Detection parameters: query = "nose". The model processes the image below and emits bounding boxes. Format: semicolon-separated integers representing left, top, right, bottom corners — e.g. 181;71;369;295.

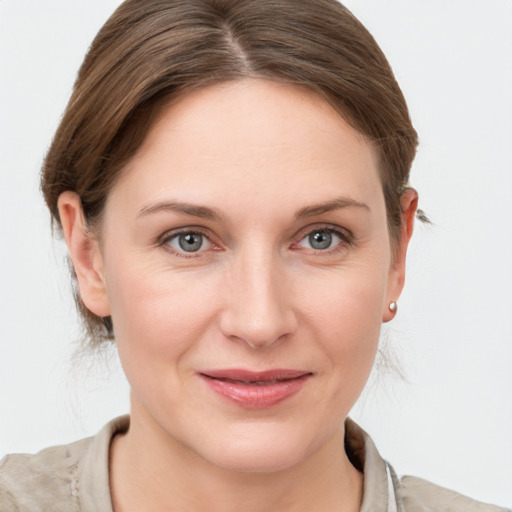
219;248;297;349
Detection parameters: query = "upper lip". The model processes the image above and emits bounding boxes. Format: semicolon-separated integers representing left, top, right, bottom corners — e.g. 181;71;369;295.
200;369;311;383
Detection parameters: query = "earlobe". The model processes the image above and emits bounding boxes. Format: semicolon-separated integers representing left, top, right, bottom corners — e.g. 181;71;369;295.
57;191;111;318
382;188;418;323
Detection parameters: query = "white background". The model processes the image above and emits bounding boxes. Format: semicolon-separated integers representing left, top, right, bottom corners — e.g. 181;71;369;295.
0;0;511;507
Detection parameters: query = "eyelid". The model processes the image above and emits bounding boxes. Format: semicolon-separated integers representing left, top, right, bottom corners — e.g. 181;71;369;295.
291;223;354;251
155;223;353;257
157;226;221;257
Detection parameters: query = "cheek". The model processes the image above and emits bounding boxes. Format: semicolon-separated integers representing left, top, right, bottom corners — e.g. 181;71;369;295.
302;261;387;336
103;256;220;376
300;264;387;389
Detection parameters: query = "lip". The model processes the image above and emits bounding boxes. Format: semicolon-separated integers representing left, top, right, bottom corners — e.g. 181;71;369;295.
199;369;312;409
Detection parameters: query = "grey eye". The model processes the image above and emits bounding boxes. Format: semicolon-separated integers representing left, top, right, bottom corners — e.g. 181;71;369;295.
180;233;203;252
168;232;210;253
309;231;333;250
299;229;342;251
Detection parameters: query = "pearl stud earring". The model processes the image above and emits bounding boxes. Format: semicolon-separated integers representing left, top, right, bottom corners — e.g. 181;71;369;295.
389;301;398;312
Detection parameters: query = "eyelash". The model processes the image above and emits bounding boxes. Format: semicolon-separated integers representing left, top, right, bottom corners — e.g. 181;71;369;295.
291;225;354;255
157;224;354;258
157;227;218;259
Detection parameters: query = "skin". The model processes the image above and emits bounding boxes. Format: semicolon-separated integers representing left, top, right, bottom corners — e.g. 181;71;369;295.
59;79;417;512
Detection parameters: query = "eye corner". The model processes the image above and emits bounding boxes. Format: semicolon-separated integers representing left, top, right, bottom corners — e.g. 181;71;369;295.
157;227;221;258
292;224;355;254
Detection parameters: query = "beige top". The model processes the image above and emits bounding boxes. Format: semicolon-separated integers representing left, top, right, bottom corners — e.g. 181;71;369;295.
0;416;508;512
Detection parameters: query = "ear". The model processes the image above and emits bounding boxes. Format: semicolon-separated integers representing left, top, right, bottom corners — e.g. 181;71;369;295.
57;191;111;318
383;188;418;322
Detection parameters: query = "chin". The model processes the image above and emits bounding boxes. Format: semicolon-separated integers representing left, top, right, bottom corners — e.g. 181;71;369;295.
194;422;334;474
208;444;307;474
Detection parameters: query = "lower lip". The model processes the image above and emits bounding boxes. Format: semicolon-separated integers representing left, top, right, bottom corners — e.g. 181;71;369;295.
200;374;310;409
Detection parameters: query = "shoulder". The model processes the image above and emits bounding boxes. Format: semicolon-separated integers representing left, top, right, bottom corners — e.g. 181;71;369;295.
0;415;127;512
398;475;511;512
345;419;510;512
0;436;91;512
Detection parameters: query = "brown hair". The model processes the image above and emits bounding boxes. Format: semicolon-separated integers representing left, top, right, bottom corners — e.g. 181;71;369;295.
41;0;419;346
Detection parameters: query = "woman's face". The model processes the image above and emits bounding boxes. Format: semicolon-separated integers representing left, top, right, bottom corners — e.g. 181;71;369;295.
65;80;411;472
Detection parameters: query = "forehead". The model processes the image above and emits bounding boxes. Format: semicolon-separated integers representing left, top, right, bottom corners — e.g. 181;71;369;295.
110;79;383;218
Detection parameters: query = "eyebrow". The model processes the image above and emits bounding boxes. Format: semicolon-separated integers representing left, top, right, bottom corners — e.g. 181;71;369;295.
138;201;224;221
138;196;369;221
295;197;370;218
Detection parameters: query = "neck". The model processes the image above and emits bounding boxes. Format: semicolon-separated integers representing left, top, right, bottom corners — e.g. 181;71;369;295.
110;405;363;512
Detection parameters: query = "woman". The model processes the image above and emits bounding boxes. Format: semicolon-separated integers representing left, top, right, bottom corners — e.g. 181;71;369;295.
0;1;509;510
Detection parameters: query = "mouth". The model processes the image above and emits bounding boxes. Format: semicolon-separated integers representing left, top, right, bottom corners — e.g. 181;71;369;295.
199;369;312;409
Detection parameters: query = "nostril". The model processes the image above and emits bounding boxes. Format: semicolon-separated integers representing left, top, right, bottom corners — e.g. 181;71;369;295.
225;329;293;350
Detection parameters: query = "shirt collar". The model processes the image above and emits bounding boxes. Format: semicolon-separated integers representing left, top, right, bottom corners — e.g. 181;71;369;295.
79;415;128;512
79;416;395;512
345;418;396;512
